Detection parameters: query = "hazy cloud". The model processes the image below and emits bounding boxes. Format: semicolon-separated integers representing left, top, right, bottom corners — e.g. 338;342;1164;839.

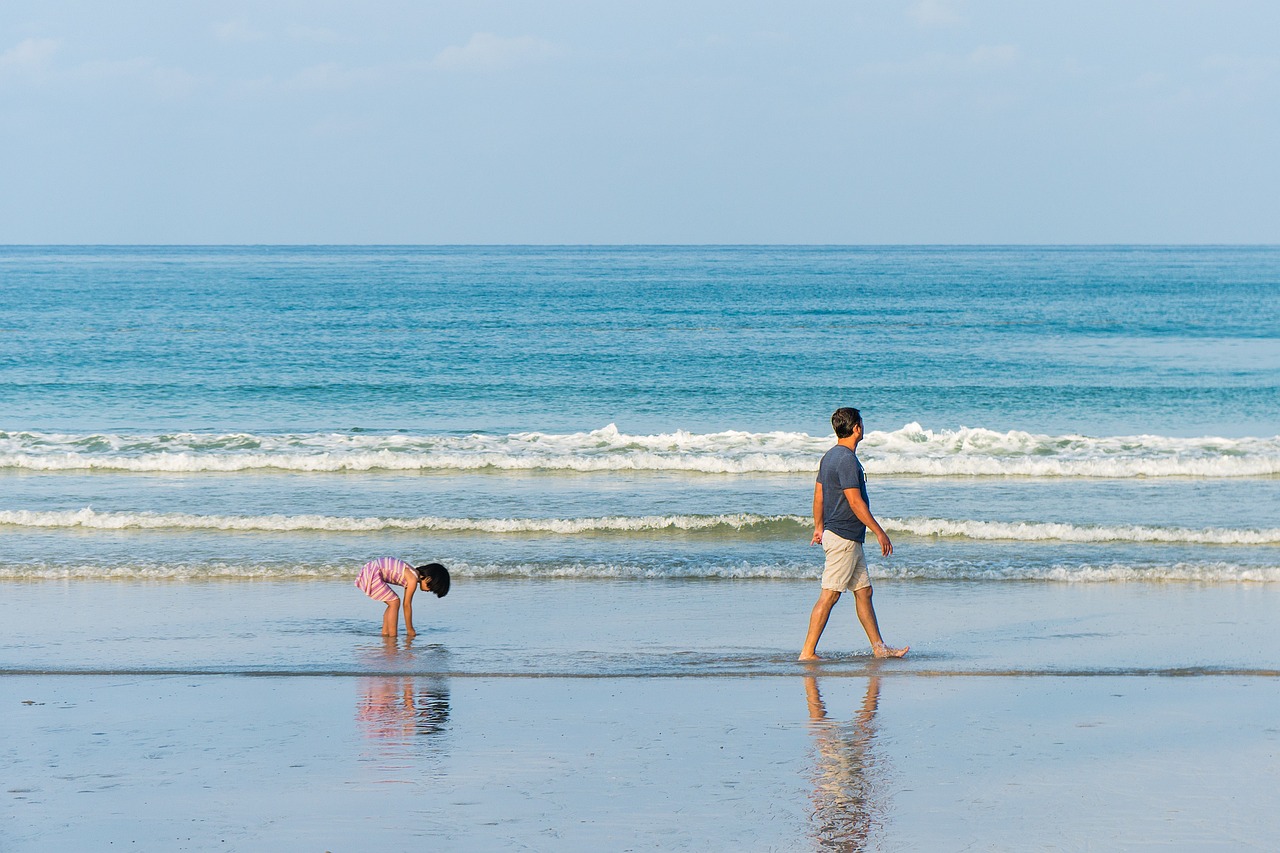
910;0;964;27
67;56;198;97
861;44;1020;78
0;37;195;96
432;32;559;72
287;25;343;44
968;44;1020;69
286;62;383;92
236;61;387;96
0;38;59;75
214;19;266;42
1132;71;1169;90
1201;53;1280;84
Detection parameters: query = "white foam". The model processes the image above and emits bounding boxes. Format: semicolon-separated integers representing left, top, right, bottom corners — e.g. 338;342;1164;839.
0;508;799;534
2;559;1276;583
878;561;1280;583
885;517;1280;546
865;423;1280;477
0;562;338;580
4;508;1279;545
1;424;1277;477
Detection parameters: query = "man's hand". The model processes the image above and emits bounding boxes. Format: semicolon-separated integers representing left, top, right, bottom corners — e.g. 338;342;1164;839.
811;528;823;545
875;529;893;557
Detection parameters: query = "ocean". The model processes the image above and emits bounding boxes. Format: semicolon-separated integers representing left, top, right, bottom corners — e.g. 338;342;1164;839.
5;245;1280;851
1;245;1277;588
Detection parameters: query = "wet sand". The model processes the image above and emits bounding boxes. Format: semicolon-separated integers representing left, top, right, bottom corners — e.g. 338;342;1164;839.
2;578;1278;850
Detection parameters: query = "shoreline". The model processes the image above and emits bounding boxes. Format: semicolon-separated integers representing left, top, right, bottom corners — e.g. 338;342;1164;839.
4;577;1278;675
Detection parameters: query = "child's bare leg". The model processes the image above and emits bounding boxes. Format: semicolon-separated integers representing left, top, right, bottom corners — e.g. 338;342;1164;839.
800;589;842;660
853;586;908;658
381;599;400;636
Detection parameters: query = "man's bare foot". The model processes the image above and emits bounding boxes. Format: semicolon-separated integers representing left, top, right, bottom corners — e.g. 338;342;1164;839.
798;653;822;662
872;643;909;658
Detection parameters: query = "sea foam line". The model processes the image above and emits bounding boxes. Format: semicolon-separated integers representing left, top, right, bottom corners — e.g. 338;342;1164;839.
877;561;1280;584
888;517;1280;546
1;423;1278;477
3;508;1279;545
2;559;1277;583
0;508;795;535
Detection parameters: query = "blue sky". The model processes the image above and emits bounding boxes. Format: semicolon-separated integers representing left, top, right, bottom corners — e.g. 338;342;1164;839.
1;1;1277;243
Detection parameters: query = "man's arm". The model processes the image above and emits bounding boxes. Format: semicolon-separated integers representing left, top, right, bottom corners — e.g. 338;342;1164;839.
811;483;824;544
843;487;892;557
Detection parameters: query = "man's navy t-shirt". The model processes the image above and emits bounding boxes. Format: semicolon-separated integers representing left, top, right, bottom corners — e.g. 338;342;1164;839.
817;444;869;543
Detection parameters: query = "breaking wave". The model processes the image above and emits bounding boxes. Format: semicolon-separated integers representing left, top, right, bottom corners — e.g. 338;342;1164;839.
3;508;1278;545
1;424;1277;477
2;558;1276;583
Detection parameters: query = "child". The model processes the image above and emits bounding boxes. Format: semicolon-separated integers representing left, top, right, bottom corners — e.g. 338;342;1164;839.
355;557;450;637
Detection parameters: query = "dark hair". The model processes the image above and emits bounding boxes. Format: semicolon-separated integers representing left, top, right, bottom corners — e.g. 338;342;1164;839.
416;563;450;598
831;407;862;439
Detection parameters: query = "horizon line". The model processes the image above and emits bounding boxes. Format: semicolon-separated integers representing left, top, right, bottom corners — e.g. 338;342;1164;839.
2;242;1278;249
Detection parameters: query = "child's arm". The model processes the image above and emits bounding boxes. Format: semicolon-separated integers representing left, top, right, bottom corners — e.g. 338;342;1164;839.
402;571;419;637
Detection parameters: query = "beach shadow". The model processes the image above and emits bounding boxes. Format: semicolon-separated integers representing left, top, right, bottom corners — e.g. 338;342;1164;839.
805;674;886;852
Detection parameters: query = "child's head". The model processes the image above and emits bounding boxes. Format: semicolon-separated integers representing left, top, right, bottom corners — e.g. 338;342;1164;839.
415;563;450;598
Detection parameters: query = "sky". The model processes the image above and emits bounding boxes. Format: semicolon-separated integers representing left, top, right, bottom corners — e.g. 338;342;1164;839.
1;1;1278;244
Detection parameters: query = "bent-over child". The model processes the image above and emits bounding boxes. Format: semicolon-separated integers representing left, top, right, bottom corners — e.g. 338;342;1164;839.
355;556;450;637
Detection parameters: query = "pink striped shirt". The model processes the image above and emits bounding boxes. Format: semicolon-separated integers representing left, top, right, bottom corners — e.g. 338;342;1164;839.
355;557;416;602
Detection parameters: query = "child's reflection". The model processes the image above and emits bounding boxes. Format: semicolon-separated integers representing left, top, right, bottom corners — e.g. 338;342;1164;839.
357;676;451;742
356;636;451;750
805;676;884;852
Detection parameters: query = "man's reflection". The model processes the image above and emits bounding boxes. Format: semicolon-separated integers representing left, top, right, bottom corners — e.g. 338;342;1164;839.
805;676;884;851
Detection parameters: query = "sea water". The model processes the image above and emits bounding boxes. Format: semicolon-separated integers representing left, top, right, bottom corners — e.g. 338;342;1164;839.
4;243;1279;852
1;245;1277;592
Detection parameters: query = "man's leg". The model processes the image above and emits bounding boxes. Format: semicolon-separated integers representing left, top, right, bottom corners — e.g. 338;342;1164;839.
853;587;908;658
800;588;842;660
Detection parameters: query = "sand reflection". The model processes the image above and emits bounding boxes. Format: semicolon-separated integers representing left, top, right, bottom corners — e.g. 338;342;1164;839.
805;675;884;851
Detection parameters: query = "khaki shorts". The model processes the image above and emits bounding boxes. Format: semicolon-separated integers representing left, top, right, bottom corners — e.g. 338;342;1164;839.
821;530;871;592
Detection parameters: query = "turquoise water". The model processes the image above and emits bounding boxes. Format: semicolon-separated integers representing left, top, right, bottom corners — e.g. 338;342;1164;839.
1;245;1277;583
4;245;1279;436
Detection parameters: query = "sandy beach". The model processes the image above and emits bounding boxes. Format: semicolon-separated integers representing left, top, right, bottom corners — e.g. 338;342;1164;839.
4;578;1277;851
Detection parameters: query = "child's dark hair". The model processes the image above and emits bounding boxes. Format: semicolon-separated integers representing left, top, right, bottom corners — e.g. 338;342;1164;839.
416;563;450;598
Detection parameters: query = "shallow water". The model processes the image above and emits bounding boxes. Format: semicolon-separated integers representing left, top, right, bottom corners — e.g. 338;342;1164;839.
4;579;1276;677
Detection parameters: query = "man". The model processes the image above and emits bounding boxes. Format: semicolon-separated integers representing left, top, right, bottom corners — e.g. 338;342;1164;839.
799;407;908;660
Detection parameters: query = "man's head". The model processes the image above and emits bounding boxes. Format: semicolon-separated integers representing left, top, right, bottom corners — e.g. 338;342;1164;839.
831;407;862;439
